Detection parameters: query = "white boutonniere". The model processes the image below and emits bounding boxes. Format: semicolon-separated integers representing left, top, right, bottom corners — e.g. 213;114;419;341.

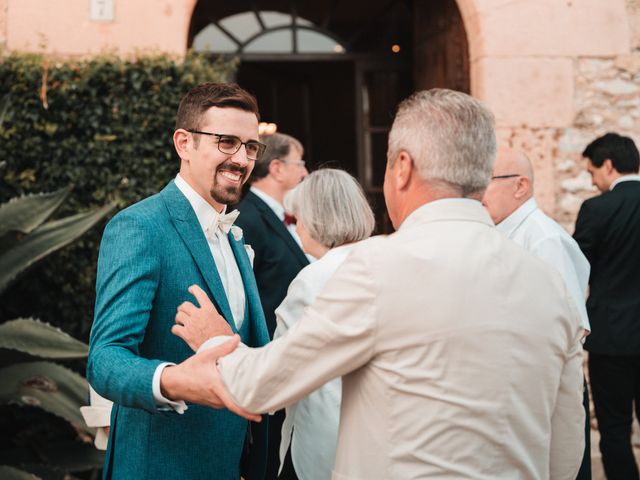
230;225;243;241
244;244;255;267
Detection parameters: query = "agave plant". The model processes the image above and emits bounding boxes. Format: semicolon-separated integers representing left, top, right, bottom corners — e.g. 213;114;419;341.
0;186;114;292
0;186;115;478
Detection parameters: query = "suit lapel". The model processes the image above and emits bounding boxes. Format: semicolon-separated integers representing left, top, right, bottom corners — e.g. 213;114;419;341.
160;181;236;332
248;192;309;266
228;233;270;346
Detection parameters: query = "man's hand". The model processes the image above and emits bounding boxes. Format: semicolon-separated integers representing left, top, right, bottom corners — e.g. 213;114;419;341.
160;335;261;422
173;284;233;351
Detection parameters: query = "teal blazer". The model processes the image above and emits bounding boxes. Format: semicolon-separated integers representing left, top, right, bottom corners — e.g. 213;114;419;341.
87;181;270;479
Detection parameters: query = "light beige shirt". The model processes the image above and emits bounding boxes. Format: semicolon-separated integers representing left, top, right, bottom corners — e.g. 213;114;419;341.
218;199;585;480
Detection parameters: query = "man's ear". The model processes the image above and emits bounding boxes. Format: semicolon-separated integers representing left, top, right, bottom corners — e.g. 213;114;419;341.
174;129;191;160
514;176;531;199
395;151;414;190
603;158;615;175
268;159;284;180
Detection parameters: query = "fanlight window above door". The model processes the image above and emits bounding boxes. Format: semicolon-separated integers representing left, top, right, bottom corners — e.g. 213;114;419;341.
192;11;346;54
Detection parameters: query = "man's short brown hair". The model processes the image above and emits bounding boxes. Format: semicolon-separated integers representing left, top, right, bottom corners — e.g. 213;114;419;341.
175;83;260;132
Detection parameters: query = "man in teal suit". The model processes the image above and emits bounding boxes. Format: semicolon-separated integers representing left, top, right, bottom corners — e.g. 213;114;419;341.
87;83;270;479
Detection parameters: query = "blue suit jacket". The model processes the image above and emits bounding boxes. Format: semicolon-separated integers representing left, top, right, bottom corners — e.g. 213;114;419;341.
87;181;270;479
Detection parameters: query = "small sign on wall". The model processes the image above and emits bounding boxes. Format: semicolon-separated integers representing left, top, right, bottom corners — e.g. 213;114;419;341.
90;0;114;21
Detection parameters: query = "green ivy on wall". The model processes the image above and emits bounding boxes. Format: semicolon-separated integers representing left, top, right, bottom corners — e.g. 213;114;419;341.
0;51;238;342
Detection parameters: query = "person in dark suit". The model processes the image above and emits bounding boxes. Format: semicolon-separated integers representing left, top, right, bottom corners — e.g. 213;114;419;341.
233;132;309;479
574;132;640;480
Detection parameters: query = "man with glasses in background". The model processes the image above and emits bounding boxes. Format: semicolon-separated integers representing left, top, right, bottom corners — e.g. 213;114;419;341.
87;83;270;479
482;146;591;480
233;132;310;479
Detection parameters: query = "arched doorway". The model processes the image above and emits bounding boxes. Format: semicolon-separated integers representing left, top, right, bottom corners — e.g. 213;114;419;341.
187;0;469;232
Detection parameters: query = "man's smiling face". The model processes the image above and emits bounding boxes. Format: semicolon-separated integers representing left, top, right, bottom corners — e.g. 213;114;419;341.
183;106;258;210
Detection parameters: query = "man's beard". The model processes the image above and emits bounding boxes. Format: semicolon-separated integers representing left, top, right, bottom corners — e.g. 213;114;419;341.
210;183;242;206
210;161;247;206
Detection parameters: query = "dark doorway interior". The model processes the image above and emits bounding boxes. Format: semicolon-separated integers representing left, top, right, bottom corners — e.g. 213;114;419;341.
237;60;357;176
237;56;411;233
190;0;469;232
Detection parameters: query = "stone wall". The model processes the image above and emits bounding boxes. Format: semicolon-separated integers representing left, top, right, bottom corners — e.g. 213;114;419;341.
556;54;640;227
500;0;640;232
0;0;7;51
554;0;640;230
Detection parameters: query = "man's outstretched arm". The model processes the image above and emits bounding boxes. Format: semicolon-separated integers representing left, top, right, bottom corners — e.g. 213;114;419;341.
164;243;379;416
159;335;261;422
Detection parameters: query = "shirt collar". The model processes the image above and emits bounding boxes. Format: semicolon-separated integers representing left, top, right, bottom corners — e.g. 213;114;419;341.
610;174;640;190
496;197;537;237
175;174;226;234
399;198;482;231
250;186;285;221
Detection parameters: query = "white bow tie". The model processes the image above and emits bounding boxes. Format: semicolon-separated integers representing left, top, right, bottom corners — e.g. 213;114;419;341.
209;209;240;236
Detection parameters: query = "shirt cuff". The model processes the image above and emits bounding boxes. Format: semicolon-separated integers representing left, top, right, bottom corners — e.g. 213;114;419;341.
198;335;237;353
152;362;188;414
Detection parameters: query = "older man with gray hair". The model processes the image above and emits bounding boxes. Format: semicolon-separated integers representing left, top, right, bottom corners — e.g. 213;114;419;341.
162;89;585;479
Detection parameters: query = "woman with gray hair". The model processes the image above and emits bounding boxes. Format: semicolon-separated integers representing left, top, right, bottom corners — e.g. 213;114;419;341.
275;168;375;480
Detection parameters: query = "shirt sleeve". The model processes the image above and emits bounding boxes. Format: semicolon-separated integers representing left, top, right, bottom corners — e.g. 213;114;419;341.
531;236;590;331
152;363;188;413
549;291;586;479
87;212;166;412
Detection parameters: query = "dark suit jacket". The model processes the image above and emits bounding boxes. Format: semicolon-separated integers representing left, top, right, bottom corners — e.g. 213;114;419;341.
574;180;640;354
234;190;310;337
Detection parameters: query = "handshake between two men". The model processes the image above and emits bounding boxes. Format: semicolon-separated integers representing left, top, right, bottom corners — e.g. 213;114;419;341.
160;284;263;422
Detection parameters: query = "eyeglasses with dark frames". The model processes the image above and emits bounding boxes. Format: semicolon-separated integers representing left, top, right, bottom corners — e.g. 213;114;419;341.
490;174;520;180
187;130;267;161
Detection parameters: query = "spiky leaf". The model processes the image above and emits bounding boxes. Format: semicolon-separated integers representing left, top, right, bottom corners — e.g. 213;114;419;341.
0;187;72;237
0;465;41;479
0;93;10;128
0;202;115;293
0;361;91;435
0;319;88;359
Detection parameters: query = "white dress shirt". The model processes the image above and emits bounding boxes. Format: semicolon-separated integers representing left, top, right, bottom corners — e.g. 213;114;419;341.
274;245;353;480
497;198;591;331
